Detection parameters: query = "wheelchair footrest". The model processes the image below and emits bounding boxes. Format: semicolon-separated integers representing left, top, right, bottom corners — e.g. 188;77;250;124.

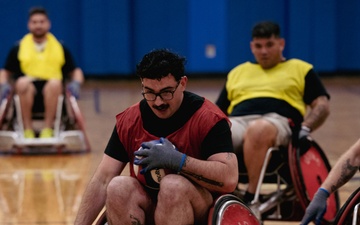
59;131;87;151
0;131;18;151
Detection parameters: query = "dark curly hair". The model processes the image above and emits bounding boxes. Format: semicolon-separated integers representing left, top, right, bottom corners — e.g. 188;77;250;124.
136;49;186;82
252;21;281;39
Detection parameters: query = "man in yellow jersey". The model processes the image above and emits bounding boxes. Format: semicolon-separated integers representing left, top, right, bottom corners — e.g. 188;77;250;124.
216;21;330;205
0;6;84;138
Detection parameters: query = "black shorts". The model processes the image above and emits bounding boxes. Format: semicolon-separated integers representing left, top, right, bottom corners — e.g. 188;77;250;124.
32;80;46;113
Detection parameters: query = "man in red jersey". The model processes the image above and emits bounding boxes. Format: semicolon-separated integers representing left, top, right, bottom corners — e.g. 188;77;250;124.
75;49;238;225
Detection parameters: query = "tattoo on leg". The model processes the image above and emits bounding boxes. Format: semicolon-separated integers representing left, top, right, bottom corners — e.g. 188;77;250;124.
130;214;143;225
330;158;358;193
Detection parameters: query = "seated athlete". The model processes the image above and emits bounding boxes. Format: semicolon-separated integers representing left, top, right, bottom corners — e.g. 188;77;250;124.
215;21;330;206
0;6;84;138
74;49;238;225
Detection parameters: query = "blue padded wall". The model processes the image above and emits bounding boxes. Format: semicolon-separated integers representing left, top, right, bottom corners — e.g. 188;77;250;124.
0;0;358;77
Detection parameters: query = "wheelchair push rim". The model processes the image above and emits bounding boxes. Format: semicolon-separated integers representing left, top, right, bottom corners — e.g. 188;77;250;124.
333;187;360;225
289;138;340;224
208;194;261;225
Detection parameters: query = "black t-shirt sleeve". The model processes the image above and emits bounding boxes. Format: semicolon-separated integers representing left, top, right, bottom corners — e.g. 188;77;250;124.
4;45;22;76
104;126;129;163
61;45;77;77
201;119;234;159
303;69;330;104
215;84;230;115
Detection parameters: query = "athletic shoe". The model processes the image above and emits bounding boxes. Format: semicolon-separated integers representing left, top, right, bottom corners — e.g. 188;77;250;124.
24;129;35;139
39;128;53;138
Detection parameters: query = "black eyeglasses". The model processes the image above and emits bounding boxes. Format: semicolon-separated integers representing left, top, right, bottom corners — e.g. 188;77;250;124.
142;82;180;101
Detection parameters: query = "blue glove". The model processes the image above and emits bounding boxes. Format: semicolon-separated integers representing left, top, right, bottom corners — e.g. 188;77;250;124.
0;83;11;101
300;188;330;225
134;137;186;173
299;125;311;140
67;80;81;99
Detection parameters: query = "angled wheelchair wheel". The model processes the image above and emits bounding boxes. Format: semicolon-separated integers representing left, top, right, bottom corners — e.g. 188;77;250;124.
333;187;360;225
0;94;13;128
64;92;91;152
289;137;340;224
208;194;261;225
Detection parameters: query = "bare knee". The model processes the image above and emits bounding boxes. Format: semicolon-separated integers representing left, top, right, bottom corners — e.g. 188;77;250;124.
157;175;212;224
107;176;137;202
158;175;190;202
245;119;277;144
107;176;151;209
15;77;34;94
158;174;213;207
106;176;153;225
43;79;62;95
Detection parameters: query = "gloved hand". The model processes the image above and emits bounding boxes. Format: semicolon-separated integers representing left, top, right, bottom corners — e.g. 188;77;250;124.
0;83;11;101
67;80;81;99
299;125;311;140
300;188;330;225
134;137;186;173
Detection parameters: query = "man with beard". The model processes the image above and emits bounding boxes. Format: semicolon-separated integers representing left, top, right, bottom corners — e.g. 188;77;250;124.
0;6;84;138
74;49;238;225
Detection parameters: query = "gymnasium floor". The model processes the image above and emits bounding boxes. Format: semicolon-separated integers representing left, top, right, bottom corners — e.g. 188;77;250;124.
0;76;359;225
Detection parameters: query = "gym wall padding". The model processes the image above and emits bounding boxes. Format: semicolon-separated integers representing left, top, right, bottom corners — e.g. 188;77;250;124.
0;0;358;77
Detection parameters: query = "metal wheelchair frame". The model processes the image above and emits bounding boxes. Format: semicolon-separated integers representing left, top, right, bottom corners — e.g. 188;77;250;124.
0;92;90;153
237;137;340;224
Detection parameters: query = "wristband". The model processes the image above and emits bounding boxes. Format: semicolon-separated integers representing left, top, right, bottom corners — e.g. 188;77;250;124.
319;187;330;197
301;125;311;132
178;154;187;172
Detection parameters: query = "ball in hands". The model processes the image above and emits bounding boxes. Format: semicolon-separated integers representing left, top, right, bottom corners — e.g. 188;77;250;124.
133;139;173;190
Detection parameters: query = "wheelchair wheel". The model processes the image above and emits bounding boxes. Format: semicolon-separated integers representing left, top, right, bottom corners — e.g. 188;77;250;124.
0;99;7;128
333;187;360;225
65;92;91;152
289;138;340;224
208;194;261;225
0;95;13;129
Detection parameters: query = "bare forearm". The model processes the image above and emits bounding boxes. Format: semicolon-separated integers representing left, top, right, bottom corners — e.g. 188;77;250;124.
71;68;84;84
321;140;360;193
0;69;11;84
180;153;238;193
303;96;330;131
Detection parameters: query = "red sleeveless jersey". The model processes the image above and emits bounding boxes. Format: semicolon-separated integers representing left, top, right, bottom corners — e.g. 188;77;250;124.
115;99;229;177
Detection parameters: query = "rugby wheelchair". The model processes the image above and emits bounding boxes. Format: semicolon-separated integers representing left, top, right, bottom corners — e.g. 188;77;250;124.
235;135;340;224
94;194;262;225
0;89;90;154
333;186;360;225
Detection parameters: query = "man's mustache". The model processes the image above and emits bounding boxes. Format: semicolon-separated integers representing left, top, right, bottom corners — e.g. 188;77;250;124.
153;104;169;110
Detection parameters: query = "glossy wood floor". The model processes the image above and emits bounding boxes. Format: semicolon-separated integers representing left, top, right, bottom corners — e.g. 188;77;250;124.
0;76;359;225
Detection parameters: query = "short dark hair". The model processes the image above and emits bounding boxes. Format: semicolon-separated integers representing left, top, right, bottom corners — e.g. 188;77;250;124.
28;6;49;19
136;49;186;81
252;21;281;39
